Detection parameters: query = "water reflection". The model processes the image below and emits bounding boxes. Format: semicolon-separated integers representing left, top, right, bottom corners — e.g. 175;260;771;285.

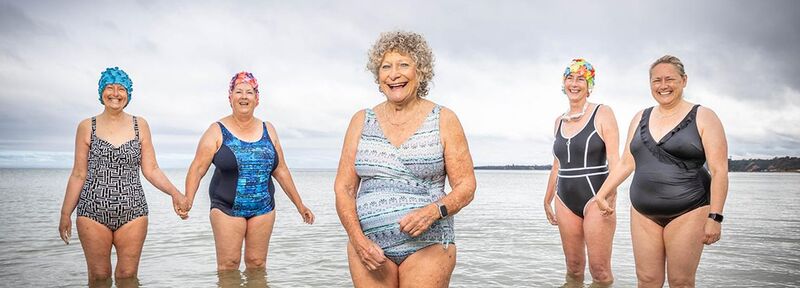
217;269;269;288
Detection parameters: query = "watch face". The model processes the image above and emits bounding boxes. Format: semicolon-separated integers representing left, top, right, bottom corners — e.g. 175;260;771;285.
439;205;448;218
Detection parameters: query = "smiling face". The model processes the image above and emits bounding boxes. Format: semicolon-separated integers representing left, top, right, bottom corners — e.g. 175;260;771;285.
101;83;129;110
378;51;420;103
228;82;259;114
563;72;590;101
649;63;687;105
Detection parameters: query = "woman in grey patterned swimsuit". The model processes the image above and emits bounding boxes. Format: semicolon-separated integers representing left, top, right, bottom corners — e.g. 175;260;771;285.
334;31;476;288
58;67;188;286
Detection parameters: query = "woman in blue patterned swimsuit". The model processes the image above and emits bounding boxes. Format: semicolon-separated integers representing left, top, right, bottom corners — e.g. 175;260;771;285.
335;31;477;287
183;72;315;272
58;67;188;285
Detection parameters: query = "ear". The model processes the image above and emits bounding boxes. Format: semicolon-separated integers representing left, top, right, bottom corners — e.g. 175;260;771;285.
682;74;688;87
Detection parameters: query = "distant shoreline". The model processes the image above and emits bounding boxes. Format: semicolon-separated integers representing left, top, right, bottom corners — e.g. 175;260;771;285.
475;157;800;172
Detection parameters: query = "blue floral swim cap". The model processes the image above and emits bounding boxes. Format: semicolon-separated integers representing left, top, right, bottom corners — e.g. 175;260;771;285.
98;67;133;107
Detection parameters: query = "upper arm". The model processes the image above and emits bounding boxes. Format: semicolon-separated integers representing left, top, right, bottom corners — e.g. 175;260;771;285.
136;117;159;171
697;107;728;174
264;121;286;166
597;105;621;158
71;119;92;177
191;123;222;170
334;110;366;197
439;107;476;191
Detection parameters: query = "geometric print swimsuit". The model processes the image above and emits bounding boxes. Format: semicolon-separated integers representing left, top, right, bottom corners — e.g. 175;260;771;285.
355;105;455;265
77;116;148;231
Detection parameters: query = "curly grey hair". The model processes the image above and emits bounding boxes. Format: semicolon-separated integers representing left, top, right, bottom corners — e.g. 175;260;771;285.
650;55;686;78
366;30;435;97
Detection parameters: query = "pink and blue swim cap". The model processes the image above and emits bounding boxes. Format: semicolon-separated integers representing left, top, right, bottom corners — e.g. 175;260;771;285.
98;67;133;107
228;71;259;97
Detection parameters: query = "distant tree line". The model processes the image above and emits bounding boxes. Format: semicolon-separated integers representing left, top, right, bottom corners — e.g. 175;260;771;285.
475;157;800;172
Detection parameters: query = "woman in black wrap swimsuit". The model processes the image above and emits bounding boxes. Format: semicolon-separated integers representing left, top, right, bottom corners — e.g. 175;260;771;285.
594;55;730;287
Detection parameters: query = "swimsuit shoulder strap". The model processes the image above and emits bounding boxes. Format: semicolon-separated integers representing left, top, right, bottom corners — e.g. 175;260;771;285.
133;116;140;140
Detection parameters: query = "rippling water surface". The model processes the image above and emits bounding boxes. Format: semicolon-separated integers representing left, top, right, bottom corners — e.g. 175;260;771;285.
0;169;798;287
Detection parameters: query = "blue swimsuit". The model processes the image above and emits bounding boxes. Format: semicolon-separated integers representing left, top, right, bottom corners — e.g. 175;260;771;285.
209;122;278;218
355;105;454;265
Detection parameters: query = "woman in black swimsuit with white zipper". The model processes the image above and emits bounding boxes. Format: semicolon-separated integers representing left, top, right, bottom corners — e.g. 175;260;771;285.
595;55;729;287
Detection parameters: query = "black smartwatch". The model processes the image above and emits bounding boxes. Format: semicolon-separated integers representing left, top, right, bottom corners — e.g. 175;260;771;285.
708;213;724;223
435;201;448;219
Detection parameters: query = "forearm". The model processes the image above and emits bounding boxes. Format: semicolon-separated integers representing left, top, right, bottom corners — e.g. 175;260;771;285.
60;174;85;216
440;180;475;217
143;168;180;197
184;164;208;202
596;162;633;198
273;168;304;208
335;191;366;241
709;171;729;214
543;169;558;205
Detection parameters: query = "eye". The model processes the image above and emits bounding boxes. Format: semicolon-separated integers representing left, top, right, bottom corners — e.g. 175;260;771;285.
380;64;391;69
400;63;410;68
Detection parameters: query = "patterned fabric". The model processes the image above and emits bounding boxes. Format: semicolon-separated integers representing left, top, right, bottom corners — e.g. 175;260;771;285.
228;71;260;97
77;116;148;231
209;122;277;218
355;105;454;265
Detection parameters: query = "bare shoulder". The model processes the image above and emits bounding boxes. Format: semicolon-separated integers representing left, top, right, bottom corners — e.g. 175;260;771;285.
696;105;721;123
437;105;462;126
597;104;616;117
77;117;92;131
348;109;367;129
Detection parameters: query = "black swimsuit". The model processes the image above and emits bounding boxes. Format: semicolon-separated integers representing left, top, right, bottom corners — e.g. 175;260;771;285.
553;104;608;218
630;105;710;227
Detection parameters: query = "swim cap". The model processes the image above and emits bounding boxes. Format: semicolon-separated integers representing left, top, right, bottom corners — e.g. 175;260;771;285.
228;71;259;97
562;59;595;94
98;67;133;107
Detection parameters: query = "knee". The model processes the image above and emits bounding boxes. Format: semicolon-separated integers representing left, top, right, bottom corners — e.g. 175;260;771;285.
217;258;241;271
589;263;613;283
636;271;665;287
244;255;266;269
88;270;112;282
565;258;585;275
114;267;138;279
667;275;695;288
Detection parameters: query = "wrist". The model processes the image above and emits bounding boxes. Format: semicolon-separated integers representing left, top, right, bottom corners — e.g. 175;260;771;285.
708;213;724;223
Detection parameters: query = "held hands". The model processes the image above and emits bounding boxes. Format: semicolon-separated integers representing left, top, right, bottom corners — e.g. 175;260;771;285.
544;203;557;225
58;214;72;245
296;204;315;224
353;237;387;271
399;204;439;237
703;219;722;245
171;193;190;220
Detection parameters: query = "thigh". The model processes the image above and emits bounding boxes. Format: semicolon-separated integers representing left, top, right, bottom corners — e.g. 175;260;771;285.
555;197;586;261
77;216;113;276
398;244;457;288
243;211;276;267
346;242;399;288
664;206;708;283
112;216;149;275
210;208;247;269
630;208;666;281
583;199;616;265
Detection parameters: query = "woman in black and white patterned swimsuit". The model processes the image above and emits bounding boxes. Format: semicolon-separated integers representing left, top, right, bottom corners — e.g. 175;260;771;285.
58;67;188;285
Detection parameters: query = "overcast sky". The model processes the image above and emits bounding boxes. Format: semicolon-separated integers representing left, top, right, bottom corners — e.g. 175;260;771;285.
1;0;798;168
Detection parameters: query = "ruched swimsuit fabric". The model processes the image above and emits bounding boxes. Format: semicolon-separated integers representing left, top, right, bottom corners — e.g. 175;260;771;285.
209;122;278;219
355;105;454;265
553;104;608;218
77;117;148;231
630;105;710;227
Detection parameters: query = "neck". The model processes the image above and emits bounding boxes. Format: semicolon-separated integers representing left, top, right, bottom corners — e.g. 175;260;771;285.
385;96;421;113
232;113;255;125
659;99;685;112
101;108;126;120
568;99;588;113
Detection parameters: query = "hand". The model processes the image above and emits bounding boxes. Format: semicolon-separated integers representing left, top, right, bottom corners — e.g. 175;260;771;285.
544;203;557;225
58;214;72;245
352;237;387;271
596;196;614;216
399;204;438;237
704;219;722;245
172;193;189;220
296;204;315;224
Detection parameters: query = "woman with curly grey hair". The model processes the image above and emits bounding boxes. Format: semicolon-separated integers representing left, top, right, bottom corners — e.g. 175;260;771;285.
334;30;476;287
